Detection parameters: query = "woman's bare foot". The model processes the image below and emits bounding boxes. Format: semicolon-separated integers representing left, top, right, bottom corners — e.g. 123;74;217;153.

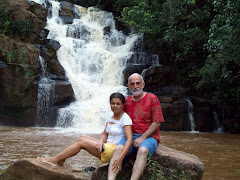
37;157;63;168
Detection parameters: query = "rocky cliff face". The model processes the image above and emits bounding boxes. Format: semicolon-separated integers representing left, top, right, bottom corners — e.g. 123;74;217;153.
0;0;74;126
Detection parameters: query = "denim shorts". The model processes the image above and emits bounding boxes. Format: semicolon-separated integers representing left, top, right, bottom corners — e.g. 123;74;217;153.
118;133;158;157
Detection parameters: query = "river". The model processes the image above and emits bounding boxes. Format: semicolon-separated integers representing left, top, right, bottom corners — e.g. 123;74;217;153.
0;127;239;179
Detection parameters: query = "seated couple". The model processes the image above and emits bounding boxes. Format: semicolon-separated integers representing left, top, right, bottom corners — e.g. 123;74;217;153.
37;73;164;180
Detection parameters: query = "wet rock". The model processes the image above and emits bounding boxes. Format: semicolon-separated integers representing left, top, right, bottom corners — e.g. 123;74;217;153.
159;96;173;103
46;40;61;52
160;100;188;131
146;85;187;98
60;16;74;24
0;61;7;68
127;52;159;66
54;80;74;107
92;144;204;180
142;65;170;85
194;106;214;132
223;118;240;133
60;1;75;19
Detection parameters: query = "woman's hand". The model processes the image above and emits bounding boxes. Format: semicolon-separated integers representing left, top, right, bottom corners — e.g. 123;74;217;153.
112;157;123;172
96;142;104;153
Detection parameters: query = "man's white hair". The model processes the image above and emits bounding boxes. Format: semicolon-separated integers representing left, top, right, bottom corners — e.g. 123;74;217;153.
127;73;145;84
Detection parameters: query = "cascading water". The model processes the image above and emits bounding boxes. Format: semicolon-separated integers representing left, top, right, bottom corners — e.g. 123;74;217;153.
38;55;46;78
213;111;223;133
186;98;196;132
36;78;55;126
36;0;140;133
36;54;56;126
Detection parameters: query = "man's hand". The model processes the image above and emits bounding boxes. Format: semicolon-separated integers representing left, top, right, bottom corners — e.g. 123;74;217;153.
133;136;145;148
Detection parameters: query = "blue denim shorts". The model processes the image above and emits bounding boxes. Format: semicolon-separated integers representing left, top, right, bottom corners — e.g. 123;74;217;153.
118;133;158;157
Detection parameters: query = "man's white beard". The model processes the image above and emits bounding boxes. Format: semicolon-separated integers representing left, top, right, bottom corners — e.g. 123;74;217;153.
131;88;143;96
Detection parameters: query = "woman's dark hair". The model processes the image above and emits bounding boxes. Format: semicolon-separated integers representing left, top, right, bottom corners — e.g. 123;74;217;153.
110;93;125;104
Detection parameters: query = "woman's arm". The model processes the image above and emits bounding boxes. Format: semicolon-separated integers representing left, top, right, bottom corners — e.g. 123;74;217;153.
96;124;108;152
112;125;133;171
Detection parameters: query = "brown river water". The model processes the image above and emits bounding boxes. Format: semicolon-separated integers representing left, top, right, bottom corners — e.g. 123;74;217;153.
0;127;239;179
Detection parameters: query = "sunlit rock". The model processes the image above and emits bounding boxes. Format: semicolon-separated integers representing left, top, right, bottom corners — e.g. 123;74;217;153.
0;158;91;180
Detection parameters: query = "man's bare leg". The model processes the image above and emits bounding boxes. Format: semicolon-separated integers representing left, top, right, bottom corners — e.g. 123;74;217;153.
108;145;124;180
130;146;148;180
38;135;100;166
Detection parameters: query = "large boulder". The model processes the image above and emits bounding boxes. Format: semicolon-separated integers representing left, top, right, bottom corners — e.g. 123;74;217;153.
0;145;204;180
92;144;204;180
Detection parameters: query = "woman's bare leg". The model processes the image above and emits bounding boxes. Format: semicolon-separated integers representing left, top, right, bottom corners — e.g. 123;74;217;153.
38;135;101;166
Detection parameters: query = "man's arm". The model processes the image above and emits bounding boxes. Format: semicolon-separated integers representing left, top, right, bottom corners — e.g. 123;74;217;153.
133;122;160;148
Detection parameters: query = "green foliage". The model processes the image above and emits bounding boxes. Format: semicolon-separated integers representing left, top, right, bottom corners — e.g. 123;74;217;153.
143;157;187;180
236;170;240;177
0;1;33;40
19;48;28;64
10;19;33;40
117;0;212;85
0;2;10;34
198;0;240;113
5;49;36;84
146;157;166;180
6;50;15;63
119;0;157;34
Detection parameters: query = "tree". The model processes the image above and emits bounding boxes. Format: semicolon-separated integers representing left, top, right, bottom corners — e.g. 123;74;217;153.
198;0;240;116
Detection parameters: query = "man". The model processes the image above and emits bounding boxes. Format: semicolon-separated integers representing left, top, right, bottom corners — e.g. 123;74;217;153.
108;73;164;180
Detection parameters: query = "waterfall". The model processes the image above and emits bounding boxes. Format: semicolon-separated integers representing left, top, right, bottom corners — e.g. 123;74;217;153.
213;111;223;133
36;78;55;126
39;55;46;78
38;1;140;133
36;54;56;126
141;68;148;81
186;98;196;132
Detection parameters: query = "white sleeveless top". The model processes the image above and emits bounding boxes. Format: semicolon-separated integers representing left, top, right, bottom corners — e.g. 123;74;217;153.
106;112;132;145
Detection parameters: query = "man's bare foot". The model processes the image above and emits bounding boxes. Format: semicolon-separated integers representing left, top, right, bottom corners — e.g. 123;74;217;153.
37;157;62;168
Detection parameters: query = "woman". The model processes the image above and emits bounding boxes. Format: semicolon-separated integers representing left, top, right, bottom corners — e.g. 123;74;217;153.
37;92;133;175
